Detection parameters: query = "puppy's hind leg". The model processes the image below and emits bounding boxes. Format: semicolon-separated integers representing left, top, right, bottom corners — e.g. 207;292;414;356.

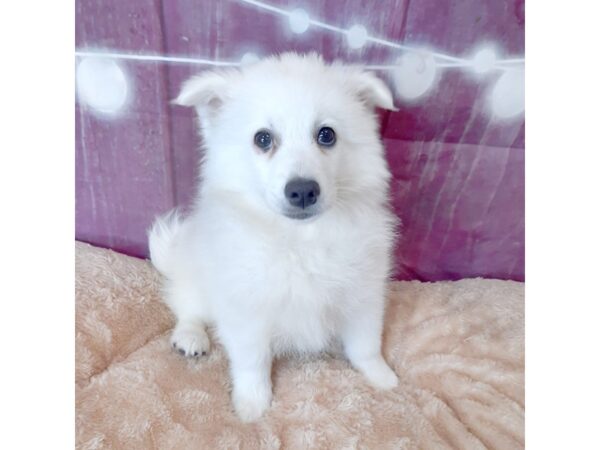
164;279;211;358
149;211;210;358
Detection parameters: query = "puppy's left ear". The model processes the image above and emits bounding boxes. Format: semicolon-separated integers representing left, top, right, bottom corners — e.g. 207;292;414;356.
353;71;397;111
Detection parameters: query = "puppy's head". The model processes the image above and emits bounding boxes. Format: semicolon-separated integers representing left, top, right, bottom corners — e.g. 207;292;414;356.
175;53;395;221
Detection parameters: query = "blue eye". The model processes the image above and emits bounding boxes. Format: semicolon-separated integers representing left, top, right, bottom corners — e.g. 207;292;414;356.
254;130;272;151
317;127;336;147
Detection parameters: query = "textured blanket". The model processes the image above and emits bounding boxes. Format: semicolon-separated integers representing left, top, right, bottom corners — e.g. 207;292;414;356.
75;242;524;449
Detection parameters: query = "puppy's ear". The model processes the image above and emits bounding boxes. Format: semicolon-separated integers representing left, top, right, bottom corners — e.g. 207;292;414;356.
173;71;233;126
353;71;397;111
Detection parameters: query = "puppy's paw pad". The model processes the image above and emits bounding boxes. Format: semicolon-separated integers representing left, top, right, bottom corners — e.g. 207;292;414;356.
170;327;210;358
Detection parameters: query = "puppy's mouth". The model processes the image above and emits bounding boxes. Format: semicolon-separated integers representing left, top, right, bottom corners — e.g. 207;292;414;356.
282;208;320;221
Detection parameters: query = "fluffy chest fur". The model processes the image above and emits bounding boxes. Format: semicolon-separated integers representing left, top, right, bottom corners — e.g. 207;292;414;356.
190;197;392;354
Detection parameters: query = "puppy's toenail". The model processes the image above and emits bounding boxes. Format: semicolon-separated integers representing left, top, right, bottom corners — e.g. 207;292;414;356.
201;351;207;356
172;342;177;348
193;351;199;357
178;348;186;356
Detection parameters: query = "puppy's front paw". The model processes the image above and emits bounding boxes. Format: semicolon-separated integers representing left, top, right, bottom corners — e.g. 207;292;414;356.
171;323;210;358
355;356;399;390
232;387;272;423
365;362;398;390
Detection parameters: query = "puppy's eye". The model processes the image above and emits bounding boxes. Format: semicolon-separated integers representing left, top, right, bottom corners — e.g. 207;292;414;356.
317;127;336;147
254;130;273;151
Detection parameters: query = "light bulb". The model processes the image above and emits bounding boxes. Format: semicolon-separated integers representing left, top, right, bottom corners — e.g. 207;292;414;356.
76;56;128;116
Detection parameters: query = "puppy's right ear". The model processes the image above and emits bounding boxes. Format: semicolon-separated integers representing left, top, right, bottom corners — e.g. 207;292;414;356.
352;71;397;111
172;71;231;125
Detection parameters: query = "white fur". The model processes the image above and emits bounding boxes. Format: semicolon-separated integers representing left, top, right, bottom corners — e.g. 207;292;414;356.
149;53;398;422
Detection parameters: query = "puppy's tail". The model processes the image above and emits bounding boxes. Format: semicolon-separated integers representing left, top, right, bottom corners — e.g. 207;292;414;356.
147;209;183;278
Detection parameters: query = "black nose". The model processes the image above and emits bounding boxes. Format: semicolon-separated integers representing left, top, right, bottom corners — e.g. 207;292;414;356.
284;178;321;209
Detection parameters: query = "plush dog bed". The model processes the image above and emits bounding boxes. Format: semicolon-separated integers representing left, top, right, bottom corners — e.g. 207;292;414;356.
75;242;524;449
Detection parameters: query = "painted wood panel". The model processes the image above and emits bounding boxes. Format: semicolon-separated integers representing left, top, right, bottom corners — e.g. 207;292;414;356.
76;0;175;256
386;139;524;281
75;0;525;281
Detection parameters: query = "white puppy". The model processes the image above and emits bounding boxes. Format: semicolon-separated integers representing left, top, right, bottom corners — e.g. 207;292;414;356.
149;53;398;422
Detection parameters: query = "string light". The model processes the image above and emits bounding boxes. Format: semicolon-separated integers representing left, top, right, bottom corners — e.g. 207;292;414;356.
237;0;523;68
393;50;437;101
288;8;310;34
471;45;498;75
346;25;368;49
74;51;240;66
489;68;525;119
75;0;525;121
76;56;129;115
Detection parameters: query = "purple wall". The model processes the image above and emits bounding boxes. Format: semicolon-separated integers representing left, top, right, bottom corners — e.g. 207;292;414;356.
75;0;524;281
